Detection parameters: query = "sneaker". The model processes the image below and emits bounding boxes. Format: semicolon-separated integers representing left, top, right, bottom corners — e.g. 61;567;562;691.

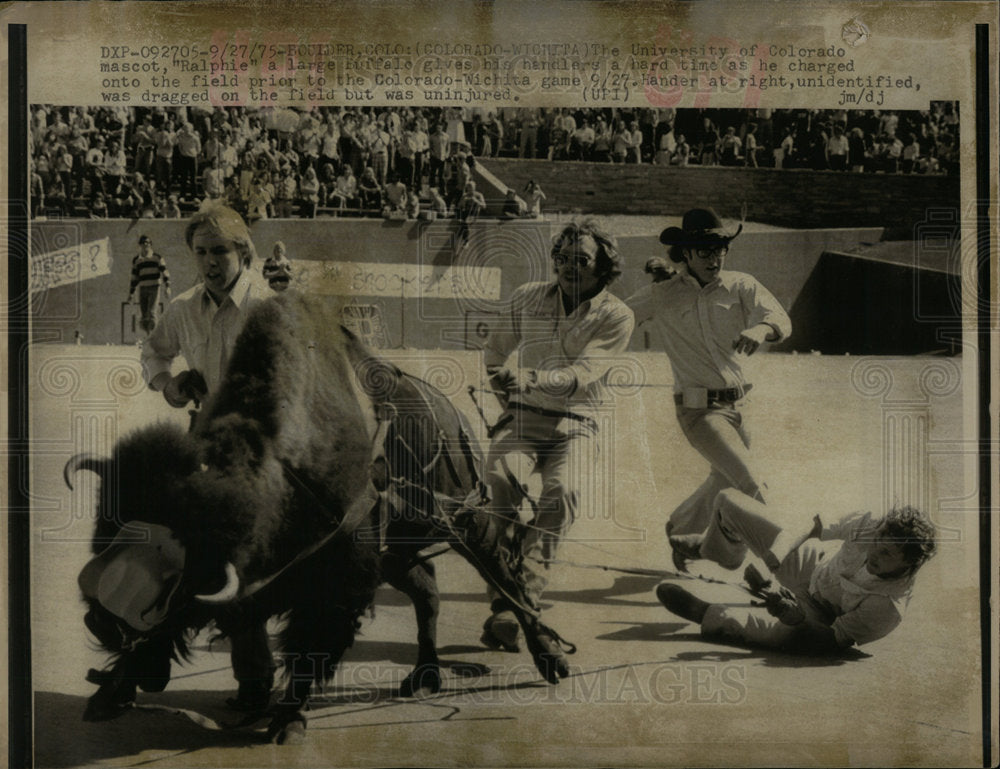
480;610;521;652
655;582;710;624
668;533;703;573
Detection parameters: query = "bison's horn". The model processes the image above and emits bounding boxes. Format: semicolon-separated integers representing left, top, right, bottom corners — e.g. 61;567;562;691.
194;562;240;604
64;453;110;491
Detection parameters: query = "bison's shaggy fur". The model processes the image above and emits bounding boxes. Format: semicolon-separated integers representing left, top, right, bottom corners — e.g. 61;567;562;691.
75;292;569;745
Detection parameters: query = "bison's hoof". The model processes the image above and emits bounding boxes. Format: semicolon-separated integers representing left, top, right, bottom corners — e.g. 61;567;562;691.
528;632;570;685
83;683;136;722
268;714;307;745
398;665;442;698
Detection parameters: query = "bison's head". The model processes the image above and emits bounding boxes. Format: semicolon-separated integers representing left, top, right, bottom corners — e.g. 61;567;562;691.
65;424;248;652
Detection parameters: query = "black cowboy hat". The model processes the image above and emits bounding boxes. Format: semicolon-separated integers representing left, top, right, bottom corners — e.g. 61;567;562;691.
659;207;743;247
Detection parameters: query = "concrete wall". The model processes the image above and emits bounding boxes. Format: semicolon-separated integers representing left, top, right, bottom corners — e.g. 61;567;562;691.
32;218;923;353
480;160;960;234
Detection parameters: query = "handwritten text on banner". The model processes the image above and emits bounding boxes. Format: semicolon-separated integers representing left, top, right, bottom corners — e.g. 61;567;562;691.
31;238;113;294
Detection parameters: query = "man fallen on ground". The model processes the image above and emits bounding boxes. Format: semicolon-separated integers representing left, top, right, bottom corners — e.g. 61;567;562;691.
656;488;937;654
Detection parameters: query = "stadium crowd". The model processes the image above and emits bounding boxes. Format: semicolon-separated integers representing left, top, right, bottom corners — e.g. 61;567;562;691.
29;103;958;220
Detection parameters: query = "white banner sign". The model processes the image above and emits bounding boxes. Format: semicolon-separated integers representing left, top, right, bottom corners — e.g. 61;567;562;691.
31;237;113;294
294;260;502;300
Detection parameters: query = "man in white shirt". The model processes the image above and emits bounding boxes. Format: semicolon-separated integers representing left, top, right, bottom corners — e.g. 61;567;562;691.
656;489;937;653
141;204;273;711
628;208;791;572
480;219;634;652
142;205;269;406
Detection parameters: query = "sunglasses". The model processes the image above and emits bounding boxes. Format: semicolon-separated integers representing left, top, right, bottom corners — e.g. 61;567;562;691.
691;245;728;260
553;253;597;268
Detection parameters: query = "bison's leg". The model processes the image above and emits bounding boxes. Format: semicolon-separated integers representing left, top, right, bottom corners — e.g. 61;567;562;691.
268;605;361;745
382;552;442;697
83;661;136;721
82;631;174;721
449;505;571;685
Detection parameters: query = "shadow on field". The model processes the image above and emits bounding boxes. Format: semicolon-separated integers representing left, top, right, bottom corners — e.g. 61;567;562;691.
591;619;872;668
34;690;267;767
408;574;665;609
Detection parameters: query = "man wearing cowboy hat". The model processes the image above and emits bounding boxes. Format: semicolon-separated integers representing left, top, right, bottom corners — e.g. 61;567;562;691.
627;207;791;571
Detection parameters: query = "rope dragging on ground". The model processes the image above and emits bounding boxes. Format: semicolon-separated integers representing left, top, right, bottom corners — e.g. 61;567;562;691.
539;556;759;597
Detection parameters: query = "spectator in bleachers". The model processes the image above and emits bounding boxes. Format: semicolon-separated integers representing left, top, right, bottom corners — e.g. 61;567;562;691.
406;190;421;220
246;173;273;222
427;123;450;191
456;180;486;247
519;108;540;159
883;133;903;173
848;127;867;172
30;164;45;215
481;112;503;159
298;165;320;218
219;134;239;182
55;146;74;199
124;171;153;219
775;125;797;169
67;128;88;194
826;124;849;171
320;120;341;172
273;166;298;218
297;117;321;174
154;118;177;191
672;134;691;166
25;103;963;220
524;179;546;218
133;114;157;180
718;126;742;166
396;120;419;192
366;115;391;188
501;188;527;219
46;174;68;216
428;186;449;218
317;161;338;208
901;133;920;174
163;193;182;219
590;116;612;163
744;124;759;168
627;120;643;164
384;173;408;215
654;122;676;166
610;118;630;164
358;166;382;213
175;122;201;200
330;166;358;215
445;106;468;153
202;157;226;203
263;241;293;292
695;116;719;166
570;119;595;161
90;191;108;219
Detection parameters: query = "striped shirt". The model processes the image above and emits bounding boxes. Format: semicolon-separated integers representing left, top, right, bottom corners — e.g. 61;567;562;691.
129;251;170;293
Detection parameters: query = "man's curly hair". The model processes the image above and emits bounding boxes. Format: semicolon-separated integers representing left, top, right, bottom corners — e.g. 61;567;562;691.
551;218;623;287
881;506;937;568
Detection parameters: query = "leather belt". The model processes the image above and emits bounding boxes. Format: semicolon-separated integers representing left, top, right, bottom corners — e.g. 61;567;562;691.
674;384;753;406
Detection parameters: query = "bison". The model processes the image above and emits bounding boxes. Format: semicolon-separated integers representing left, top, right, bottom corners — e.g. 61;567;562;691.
66;293;572;744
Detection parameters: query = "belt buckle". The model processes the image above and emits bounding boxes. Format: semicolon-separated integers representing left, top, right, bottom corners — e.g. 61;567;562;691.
682;387;708;409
